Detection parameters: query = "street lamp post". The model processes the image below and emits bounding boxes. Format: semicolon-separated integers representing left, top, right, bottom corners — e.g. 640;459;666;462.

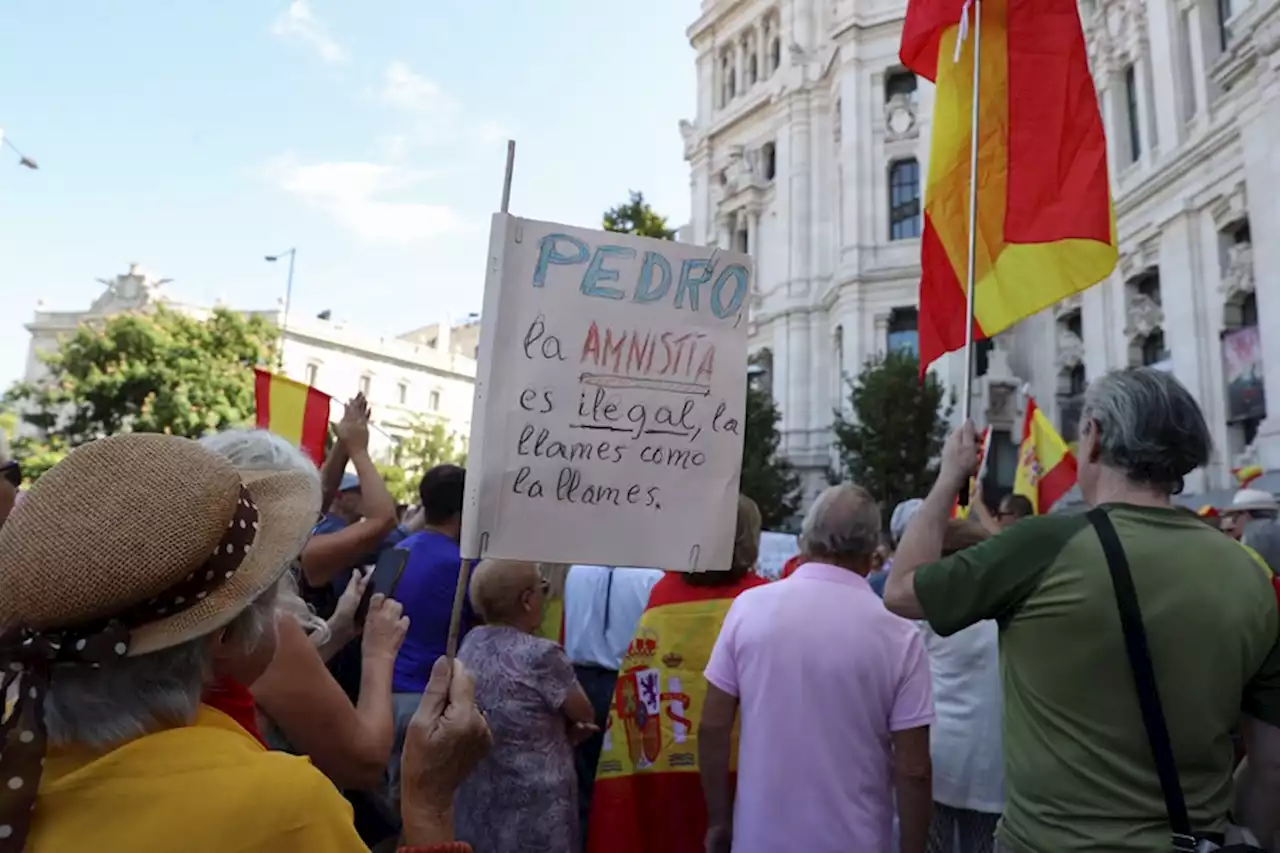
265;248;297;371
0;129;39;170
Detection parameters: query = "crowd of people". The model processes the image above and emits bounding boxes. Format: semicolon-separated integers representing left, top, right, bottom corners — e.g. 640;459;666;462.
2;365;1280;853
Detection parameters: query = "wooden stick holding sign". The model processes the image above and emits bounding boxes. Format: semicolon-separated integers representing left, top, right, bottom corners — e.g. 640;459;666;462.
446;139;517;660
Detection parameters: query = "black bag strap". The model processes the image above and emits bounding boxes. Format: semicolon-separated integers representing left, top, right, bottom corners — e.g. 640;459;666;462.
1086;508;1198;853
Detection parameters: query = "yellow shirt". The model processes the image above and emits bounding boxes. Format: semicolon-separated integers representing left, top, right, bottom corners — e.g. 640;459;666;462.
30;705;369;853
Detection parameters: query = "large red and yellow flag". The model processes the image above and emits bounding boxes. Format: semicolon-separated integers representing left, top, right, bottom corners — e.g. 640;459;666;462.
587;572;766;853
1013;396;1077;513
253;368;331;465
951;425;992;519
901;0;1118;370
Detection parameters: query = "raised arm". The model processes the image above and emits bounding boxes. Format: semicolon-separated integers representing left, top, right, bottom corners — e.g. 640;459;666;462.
252;596;407;790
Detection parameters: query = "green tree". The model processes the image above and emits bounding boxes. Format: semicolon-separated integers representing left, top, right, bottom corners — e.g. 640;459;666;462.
831;349;952;520
5;305;277;481
376;417;468;505
740;385;801;530
602;191;677;240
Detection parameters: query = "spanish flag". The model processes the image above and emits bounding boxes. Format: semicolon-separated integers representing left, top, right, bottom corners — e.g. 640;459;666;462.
587;572;766;853
901;0;1118;370
952;426;991;519
253;368;332;465
1013;396;1077;513
1233;464;1265;488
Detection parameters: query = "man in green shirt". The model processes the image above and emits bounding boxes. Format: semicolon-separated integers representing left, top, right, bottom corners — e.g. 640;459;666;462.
884;367;1280;852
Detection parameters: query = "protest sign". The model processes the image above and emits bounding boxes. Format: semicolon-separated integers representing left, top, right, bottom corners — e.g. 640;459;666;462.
461;214;751;572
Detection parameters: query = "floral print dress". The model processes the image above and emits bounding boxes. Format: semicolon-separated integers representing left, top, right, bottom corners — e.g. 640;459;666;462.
455;625;580;853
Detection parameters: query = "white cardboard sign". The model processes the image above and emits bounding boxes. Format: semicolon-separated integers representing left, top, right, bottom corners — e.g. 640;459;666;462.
461;214;751;571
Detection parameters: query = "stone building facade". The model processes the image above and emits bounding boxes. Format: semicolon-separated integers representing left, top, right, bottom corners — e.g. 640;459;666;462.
681;0;1280;503
20;264;478;461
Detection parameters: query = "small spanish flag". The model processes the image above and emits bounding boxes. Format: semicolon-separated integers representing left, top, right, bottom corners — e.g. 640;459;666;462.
1013;396;1077;514
253;368;332;465
1233;464;1265;488
901;0;1119;370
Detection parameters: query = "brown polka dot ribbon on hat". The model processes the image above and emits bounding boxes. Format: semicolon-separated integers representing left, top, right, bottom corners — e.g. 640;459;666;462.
0;486;259;852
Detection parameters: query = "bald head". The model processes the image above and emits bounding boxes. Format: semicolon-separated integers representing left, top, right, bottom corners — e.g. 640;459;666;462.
799;484;882;567
469;559;542;625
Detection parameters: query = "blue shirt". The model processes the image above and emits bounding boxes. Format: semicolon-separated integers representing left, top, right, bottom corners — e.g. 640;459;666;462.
308;514;411;608
391;530;476;694
563;565;663;670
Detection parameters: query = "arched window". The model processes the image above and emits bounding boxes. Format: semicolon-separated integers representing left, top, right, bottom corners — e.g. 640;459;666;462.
762;142;777;181
1140;330;1169;367
889;159;922;240
769;37;781;71
748;54;759;85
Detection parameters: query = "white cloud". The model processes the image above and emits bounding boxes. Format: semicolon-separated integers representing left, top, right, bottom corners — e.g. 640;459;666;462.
271;0;347;64
379;61;455;115
265;154;463;244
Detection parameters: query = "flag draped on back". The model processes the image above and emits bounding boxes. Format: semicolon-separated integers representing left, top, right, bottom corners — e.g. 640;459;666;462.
587;572;767;853
1013;396;1077;513
952;426;991;519
253;368;331;465
901;0;1118;370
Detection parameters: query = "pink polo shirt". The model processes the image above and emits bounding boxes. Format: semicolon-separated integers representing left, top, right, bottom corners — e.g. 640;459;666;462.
704;562;934;853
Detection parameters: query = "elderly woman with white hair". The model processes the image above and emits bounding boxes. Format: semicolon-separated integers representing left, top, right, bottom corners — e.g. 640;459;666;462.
199;428;410;840
0;432;490;853
452;559;598;853
886;367;1280;851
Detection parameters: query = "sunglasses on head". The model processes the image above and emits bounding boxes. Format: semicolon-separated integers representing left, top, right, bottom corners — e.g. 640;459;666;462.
1;461;20;488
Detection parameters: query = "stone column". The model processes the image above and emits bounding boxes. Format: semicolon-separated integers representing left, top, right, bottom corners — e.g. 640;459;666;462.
734;41;744;99
873;312;890;356
1158;213;1208;492
1186;4;1211;128
1239;13;1280;468
1133;56;1155;162
1146;0;1182;151
787;93;813;297
746;206;760;258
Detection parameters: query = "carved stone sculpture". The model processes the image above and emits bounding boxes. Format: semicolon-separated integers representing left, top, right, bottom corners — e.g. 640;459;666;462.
1124;292;1164;341
1056;327;1085;369
1221;241;1255;302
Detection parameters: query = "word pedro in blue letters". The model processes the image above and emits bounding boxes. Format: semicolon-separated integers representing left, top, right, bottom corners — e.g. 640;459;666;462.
532;232;749;321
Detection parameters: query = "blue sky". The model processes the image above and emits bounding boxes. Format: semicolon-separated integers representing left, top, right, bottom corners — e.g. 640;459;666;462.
0;0;697;387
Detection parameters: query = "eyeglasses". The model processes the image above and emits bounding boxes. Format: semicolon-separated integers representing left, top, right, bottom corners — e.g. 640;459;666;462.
1;461;20;488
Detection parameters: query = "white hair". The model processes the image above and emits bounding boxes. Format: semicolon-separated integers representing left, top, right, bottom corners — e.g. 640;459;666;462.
1080;368;1212;495
44;584;279;749
199;428;329;642
799;484;882;562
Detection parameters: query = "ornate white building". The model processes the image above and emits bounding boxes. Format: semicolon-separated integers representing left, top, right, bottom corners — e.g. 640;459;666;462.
681;0;1280;504
20;264;478;460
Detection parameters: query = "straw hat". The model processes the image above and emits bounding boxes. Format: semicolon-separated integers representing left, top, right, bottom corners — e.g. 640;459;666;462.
0;432;321;653
0;433;321;851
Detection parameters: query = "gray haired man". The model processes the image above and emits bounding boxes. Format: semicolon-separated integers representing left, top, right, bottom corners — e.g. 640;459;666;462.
885;367;1280;852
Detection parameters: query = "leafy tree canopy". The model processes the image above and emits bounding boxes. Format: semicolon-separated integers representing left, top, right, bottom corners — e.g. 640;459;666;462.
831;349;952;521
5;305;277;480
376;416;468;505
602;190;677;240
741;384;801;530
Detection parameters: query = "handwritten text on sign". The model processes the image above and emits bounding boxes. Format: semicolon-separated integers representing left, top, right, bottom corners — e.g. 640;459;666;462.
461;215;750;572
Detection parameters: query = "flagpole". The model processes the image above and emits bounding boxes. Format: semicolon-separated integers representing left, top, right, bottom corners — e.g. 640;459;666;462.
958;0;983;507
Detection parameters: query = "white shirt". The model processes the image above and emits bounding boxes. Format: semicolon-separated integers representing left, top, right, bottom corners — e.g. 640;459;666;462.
563;565;663;670
920;619;1005;813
